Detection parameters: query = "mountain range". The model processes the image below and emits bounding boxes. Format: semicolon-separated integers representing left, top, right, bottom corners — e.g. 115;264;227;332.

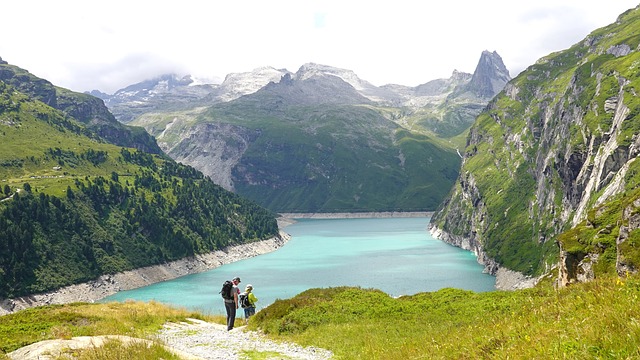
95;51;510;212
2;4;640;304
0;48;510;301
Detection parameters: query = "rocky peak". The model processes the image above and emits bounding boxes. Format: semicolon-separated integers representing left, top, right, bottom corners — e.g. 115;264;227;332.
90;73;218;122
278;73;294;86
451;69;473;83
221;66;288;85
86;89;111;100
465;50;511;98
251;64;374;106
217;66;290;101
295;63;376;91
111;74;194;98
413;70;472;97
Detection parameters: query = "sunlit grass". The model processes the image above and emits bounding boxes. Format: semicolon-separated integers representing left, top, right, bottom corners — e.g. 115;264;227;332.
51;339;182;360
49;340;181;360
4;277;640;359
240;350;294;360
250;276;640;359
0;300;212;355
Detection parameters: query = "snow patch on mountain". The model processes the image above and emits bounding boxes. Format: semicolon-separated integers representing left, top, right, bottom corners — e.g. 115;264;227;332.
218;67;290;102
295;63;375;91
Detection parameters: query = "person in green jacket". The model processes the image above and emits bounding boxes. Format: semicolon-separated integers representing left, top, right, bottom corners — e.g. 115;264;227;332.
242;284;258;324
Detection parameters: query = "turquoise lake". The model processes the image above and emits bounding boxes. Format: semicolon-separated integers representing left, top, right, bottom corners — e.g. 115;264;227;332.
102;217;495;314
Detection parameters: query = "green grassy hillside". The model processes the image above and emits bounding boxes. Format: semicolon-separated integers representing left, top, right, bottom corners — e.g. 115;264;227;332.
0;60;162;154
2;275;640;359
249;276;640;359
0;67;278;299
431;6;640;279
156;98;461;213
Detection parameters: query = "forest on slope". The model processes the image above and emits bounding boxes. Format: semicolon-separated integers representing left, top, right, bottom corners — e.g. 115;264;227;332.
0;61;278;299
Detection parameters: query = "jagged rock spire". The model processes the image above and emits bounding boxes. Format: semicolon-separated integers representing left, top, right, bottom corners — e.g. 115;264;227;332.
467;50;511;98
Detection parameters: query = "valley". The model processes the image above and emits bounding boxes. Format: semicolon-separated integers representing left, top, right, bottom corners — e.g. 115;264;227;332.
3;3;640;358
96;51;510;213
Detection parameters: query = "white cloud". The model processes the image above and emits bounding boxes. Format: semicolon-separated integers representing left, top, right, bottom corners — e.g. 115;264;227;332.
0;0;637;93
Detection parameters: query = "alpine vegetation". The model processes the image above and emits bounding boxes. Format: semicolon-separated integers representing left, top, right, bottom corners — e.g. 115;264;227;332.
430;6;640;288
0;59;278;299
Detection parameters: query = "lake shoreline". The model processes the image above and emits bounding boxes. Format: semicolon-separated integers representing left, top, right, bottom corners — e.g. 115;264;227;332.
0;232;291;316
0;212;435;315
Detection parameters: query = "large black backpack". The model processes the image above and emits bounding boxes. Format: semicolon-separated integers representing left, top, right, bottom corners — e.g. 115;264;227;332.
239;292;251;308
220;280;234;300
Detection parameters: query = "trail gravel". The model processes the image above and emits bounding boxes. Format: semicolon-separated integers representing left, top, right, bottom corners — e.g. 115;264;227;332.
155;318;334;360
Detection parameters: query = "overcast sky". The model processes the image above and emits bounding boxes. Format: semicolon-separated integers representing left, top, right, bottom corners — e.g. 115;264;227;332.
1;1;638;94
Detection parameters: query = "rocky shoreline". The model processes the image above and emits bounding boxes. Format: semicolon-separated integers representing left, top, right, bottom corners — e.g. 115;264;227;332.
2;212;492;316
0;232;290;316
428;225;541;290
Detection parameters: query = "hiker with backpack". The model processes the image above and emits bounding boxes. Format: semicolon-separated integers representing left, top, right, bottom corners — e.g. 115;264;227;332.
220;276;241;331
239;284;258;324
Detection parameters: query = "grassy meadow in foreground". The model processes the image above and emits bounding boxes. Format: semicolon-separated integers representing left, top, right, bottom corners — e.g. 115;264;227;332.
250;276;640;359
0;301;217;359
2;276;640;359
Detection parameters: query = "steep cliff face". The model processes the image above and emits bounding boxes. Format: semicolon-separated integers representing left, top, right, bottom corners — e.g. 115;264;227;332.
430;6;640;287
164;122;258;191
